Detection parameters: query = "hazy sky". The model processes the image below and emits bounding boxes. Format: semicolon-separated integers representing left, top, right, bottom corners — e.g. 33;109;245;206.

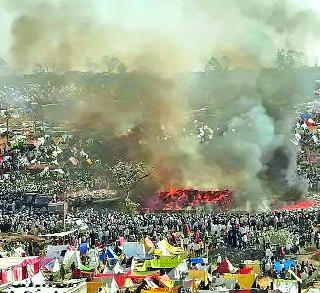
1;0;320;70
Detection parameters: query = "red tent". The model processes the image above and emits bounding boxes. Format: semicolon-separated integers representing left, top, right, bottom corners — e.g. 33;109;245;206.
239;267;253;274
216;258;234;274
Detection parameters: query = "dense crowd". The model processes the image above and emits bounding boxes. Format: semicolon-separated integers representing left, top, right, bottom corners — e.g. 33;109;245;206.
295;107;320;191
2;207;320;254
1;208;320;285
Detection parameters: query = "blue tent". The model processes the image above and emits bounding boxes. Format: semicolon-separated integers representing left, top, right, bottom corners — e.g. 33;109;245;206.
283;259;295;270
300;112;312;120
274;260;283;273
79;243;89;255
190;257;208;264
106;247;118;259
99;246;118;260
274;259;295;273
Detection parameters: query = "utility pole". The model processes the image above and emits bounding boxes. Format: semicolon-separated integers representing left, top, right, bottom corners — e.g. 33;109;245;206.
63;187;67;232
5;108;9;145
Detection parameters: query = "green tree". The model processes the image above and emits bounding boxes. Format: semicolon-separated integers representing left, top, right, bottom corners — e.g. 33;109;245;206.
109;160;152;198
120;197;140;215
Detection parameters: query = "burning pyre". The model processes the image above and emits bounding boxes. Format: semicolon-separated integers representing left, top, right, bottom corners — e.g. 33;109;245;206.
156;187;233;210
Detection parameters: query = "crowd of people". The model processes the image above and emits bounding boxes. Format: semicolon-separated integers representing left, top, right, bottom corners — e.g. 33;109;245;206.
295;105;320;191
0;82;318;291
2;207;320;256
1;208;320;287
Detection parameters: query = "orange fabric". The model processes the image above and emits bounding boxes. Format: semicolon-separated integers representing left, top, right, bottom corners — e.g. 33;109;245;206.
87;281;102;293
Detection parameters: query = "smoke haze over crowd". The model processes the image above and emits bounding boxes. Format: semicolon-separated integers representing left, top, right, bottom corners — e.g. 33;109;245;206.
0;0;318;208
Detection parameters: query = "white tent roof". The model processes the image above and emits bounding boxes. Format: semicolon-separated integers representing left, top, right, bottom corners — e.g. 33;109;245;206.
0;257;38;270
123;242;145;258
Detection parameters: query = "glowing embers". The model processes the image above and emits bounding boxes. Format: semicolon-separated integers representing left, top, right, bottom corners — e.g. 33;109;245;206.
157;187;233;210
280;200;319;211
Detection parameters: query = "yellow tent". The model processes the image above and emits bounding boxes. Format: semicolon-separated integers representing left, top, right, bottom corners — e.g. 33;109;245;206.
223;273;256;290
144;237;155;254
163;240;184;255
141;289;170;293
244;260;261;275
158;274;174;289
188;270;208;283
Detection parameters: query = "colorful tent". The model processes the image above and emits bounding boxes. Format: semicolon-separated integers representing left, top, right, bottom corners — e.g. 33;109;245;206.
144;237;155;254
106;247;118;259
223;273;256;290
190;257;208;264
188;270;208;283
156;240;184;256
216;258;237;274
243;260;261;275
145;255;184;269
123;241;145;258
0;256;40;284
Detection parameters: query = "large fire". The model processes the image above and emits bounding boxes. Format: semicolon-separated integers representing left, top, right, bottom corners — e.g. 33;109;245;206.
157;187;233;210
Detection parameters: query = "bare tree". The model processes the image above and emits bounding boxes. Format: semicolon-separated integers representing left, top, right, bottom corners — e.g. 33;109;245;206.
276;49;305;69
204;57;222;72
101;55;127;75
0;57;7;74
32;63;47;74
109;160;152;198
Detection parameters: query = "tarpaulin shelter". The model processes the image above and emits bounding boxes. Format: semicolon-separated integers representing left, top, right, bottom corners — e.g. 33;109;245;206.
167;260;188;280
273;279;299;293
41;230;77;237
123;241;145;258
300;112;312;119
0;256;40;284
243;260;261;275
73;265;95;280
87;281;103;293
190;257;208;264
141;289;171;293
216;258;237;274
145;255;184;269
79;243;90;256
239;267;253;274
144;237;155;254
90;276;118;293
106;247;118;259
102;261;124;274
40;257;60;273
188;270;208;282
223;273;256;290
127;271;160;282
153;274;174;289
46;245;69;259
156;240;184;256
274;259;295;273
95;273;128;288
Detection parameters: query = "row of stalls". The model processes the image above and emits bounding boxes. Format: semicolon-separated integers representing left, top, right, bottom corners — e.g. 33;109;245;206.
73;238;302;293
0;256;40;284
0;237;303;292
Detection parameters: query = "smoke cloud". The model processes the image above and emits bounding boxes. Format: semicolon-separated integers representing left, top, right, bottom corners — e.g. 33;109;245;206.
1;0;316;208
